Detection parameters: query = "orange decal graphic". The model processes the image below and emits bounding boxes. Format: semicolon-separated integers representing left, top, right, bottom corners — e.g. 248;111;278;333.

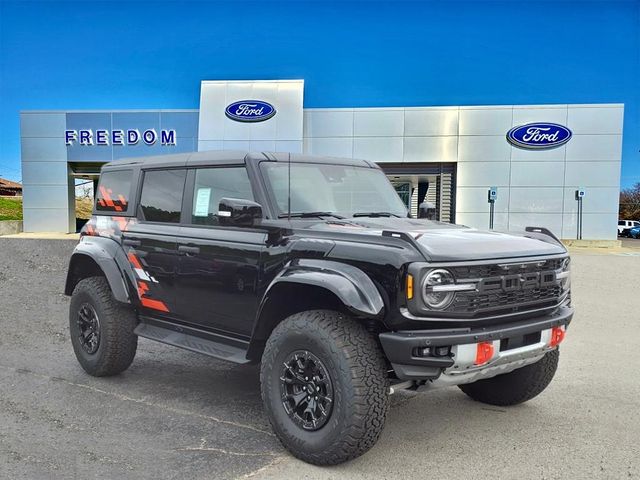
137;281;169;312
128;252;143;269
99;186;124;212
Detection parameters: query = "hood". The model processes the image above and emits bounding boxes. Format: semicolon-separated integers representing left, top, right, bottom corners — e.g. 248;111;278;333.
300;217;566;262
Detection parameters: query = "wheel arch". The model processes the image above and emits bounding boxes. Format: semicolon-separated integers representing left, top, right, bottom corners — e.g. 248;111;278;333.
65;239;134;304
246;259;385;362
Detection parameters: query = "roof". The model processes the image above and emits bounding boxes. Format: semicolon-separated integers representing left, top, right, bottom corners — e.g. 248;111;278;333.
0;177;22;190
104;151;375;170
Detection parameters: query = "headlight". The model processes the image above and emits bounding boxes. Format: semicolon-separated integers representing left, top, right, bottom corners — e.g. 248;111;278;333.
422;269;456;309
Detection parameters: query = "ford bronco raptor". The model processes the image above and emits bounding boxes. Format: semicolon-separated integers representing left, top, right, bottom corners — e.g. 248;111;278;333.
65;151;573;465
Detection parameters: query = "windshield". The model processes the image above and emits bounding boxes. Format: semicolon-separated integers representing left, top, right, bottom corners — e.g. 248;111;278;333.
260;162;408;218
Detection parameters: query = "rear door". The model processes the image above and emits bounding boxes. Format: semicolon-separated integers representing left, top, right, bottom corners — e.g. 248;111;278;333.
173;165;266;335
122;168;187;317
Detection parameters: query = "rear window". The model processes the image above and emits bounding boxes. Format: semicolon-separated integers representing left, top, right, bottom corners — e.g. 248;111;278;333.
96;170;132;213
139;169;187;223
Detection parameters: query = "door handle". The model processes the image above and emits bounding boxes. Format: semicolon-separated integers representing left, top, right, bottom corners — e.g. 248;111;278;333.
178;245;200;255
123;238;141;247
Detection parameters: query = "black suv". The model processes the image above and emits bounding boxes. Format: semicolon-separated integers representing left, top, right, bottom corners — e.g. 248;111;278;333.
65;151;573;465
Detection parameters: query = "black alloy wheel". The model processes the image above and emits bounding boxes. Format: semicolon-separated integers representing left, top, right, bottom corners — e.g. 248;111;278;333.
280;350;334;431
77;302;101;354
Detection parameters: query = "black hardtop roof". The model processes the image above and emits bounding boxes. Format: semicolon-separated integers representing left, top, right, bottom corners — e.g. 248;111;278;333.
102;151;377;171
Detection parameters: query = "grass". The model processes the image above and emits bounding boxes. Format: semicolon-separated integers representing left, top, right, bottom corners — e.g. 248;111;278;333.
75;197;93;219
0;196;95;221
0;197;22;221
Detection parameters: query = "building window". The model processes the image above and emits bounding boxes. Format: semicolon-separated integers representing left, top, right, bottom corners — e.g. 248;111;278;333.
190;167;254;226
139;169;186;223
95;170;132;213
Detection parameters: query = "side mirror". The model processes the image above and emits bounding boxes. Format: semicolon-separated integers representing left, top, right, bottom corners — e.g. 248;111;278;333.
218;197;262;226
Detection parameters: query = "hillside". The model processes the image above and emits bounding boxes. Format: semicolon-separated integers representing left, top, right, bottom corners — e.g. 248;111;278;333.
0;197;22;221
0;197;94;221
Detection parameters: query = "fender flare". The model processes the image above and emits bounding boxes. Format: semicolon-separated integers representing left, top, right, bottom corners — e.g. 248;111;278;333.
246;259;384;361
266;259;384;317
65;237;136;304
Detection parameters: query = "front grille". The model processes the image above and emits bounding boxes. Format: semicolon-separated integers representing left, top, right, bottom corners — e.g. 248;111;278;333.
449;258;565;280
451;285;563;314
446;257;568;317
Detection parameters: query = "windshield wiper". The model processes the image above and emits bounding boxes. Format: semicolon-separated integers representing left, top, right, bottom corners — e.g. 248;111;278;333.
352;212;402;218
278;211;346;219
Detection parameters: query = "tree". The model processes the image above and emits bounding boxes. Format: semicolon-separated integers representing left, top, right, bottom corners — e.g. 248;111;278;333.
619;182;640;220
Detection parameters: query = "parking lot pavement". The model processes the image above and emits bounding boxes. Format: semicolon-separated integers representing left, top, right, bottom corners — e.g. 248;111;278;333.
1;238;639;479
621;237;640;249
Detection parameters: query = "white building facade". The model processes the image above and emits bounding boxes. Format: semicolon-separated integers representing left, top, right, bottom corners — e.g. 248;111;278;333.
20;80;623;239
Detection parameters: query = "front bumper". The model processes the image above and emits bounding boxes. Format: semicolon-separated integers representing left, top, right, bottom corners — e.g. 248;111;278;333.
379;306;573;382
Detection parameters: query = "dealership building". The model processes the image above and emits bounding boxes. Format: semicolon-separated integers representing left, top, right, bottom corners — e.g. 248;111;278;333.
19;79;623;239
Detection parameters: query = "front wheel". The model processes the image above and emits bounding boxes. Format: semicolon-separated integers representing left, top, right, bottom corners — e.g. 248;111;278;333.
260;310;390;465
459;349;559;406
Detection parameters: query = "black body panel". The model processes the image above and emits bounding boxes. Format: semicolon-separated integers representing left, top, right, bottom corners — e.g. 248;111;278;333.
69;150;573;368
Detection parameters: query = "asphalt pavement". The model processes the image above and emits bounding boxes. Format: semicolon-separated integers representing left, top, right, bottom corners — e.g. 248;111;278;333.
0;238;639;479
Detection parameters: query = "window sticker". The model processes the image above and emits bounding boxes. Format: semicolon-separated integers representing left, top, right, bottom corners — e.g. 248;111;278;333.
194;187;212;216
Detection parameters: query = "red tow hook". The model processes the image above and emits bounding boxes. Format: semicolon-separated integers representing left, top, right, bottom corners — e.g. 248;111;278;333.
549;326;566;347
474;342;494;366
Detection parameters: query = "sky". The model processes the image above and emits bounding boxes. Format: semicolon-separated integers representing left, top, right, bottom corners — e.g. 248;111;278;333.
0;0;638;187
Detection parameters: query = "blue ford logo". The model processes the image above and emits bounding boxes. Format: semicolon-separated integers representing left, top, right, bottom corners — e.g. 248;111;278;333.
507;123;572;150
225;100;276;122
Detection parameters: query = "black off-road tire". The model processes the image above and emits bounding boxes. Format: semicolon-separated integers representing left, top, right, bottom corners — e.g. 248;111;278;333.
459;349;559;406
69;276;138;376
260;310;390;465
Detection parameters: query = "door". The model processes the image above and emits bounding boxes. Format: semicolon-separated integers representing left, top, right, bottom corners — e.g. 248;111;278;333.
122;168;187;316
174;166;265;335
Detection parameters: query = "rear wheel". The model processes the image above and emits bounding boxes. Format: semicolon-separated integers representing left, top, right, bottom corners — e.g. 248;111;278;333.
69;276;138;376
459;349;559;406
260;310;389;465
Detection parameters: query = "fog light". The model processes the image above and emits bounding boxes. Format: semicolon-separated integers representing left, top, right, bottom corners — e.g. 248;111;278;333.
474;342;494;366
549;326;565;347
434;346;450;357
413;347;431;357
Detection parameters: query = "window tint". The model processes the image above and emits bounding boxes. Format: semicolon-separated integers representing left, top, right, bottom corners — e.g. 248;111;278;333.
619;221;625;226
139;169;186;223
96;170;132;213
190;167;254;226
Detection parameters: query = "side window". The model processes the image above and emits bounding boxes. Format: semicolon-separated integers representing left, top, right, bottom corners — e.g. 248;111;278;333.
619;221;625;226
139;169;187;223
96;170;132;213
190;167;254;226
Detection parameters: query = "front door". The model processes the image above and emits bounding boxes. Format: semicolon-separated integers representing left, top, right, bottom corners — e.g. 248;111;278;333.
173;166;265;336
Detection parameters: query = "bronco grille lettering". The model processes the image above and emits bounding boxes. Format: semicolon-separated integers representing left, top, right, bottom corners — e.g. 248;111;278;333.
477;270;557;293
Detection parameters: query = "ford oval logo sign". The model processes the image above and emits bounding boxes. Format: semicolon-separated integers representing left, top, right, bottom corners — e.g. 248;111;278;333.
225;100;276;122
507;123;572;150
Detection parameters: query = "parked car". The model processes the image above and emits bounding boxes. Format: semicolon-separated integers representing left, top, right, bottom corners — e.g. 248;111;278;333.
629;225;640;239
65;151;573;465
618;219;640;236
